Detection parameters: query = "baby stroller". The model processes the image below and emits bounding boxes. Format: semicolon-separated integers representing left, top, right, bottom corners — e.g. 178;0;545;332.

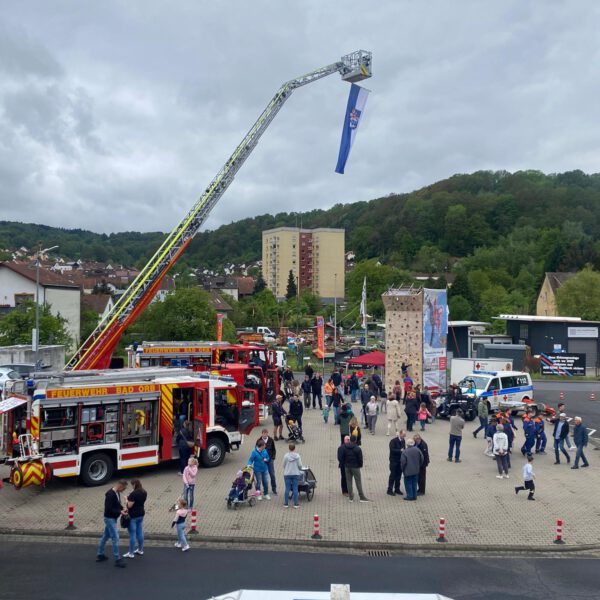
297;466;317;501
286;417;305;444
226;466;257;509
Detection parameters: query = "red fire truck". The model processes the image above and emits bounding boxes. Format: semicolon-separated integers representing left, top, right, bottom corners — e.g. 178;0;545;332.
2;368;258;487
127;342;280;412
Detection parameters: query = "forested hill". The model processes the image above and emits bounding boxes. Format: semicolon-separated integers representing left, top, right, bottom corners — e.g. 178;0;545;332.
2;169;600;275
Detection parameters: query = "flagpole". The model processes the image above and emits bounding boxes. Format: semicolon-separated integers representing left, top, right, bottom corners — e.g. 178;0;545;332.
361;276;367;349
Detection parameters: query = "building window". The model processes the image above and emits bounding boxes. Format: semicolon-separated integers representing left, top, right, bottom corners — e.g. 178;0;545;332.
519;324;529;339
15;293;34;305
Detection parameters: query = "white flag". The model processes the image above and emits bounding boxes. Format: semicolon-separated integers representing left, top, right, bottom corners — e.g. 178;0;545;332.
360;276;367;329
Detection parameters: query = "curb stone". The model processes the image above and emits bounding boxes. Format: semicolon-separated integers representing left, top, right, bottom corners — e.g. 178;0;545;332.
2;527;599;555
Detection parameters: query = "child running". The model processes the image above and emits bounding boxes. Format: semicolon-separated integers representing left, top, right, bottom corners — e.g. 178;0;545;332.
171;498;190;551
515;454;536;501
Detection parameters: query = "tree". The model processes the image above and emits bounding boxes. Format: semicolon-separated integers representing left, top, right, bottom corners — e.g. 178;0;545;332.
254;271;266;294
80;308;100;342
556;267;600;320
0;301;72;348
135;288;220;340
286;270;297;300
448;295;472;320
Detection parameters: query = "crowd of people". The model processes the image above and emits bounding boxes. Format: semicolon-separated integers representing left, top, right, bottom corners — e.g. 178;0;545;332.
93;364;590;565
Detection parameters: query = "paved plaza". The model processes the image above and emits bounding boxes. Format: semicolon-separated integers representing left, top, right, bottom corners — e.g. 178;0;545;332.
1;405;599;549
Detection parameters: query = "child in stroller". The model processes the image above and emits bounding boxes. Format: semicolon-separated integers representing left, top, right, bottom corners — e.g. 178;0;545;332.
286;417;305;444
226;467;257;509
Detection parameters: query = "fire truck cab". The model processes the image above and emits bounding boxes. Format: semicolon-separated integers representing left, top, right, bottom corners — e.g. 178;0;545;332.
18;368;258;486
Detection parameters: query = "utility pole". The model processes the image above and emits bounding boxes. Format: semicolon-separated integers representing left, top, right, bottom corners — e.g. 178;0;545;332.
34;244;59;368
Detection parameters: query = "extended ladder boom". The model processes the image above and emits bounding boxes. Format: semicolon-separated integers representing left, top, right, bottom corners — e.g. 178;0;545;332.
67;51;372;370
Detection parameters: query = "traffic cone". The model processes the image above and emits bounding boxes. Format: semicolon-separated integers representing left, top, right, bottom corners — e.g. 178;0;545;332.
311;514;322;540
553;519;565;545
436;517;447;543
189;508;198;534
590;392;596;401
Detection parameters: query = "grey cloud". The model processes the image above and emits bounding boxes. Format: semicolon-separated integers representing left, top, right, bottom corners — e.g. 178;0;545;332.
1;1;600;235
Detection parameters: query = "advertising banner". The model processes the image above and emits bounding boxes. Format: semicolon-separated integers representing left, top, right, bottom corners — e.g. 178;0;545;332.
540;353;586;376
423;289;448;391
215;313;225;363
316;316;325;359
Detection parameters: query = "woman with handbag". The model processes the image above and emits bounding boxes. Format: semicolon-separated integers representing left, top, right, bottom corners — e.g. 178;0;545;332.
123;479;147;558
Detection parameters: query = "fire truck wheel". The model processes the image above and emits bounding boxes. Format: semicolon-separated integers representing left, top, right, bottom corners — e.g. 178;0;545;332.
81;453;114;486
201;437;226;468
11;464;24;490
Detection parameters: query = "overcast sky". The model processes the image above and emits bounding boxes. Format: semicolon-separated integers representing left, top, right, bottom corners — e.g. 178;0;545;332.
1;1;599;234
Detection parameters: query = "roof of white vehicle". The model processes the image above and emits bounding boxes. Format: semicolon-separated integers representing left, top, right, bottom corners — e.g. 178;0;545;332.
468;370;529;377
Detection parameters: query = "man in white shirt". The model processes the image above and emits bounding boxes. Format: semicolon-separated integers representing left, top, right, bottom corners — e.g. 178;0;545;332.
515;454;536;500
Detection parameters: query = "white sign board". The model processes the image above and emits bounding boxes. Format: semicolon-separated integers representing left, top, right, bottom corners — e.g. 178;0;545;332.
568;327;598;338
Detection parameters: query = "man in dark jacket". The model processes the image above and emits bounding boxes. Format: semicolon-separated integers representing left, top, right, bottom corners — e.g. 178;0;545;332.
272;395;287;441
349;371;360;403
177;420;194;474
404;394;419;432
304;363;314;381
336;435;350;496
301;375;312;409
553;413;570;465
288;395;304;430
311;372;323;409
360;383;371;425
96;479;128;567
257;428;278;494
571;416;590;469
413;433;430;495
331;368;343;393
400;439;423;501
387;430;406;496
340;435;370;502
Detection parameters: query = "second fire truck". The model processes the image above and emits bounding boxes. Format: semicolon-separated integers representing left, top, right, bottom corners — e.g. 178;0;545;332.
127;341;280;411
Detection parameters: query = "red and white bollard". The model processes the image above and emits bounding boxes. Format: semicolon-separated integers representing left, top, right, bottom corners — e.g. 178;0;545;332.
436;517;447;543
553;519;565;545
188;508;198;534
311;513;322;540
559;391;565;401
591;392;596;401
65;504;76;530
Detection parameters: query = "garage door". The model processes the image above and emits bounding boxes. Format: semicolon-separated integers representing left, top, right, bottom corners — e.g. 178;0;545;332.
568;339;598;374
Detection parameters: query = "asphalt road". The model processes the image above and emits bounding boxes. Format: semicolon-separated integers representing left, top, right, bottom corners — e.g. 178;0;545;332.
534;381;600;437
0;540;599;600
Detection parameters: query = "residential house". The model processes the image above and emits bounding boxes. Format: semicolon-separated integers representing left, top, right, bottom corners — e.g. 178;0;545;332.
0;261;81;345
536;272;576;317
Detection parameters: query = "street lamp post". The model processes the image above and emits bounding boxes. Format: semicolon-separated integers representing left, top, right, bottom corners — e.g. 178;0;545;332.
34;244;59;368
334;273;337;353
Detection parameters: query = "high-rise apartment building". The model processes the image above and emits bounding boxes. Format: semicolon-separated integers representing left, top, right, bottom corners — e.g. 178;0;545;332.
262;227;345;302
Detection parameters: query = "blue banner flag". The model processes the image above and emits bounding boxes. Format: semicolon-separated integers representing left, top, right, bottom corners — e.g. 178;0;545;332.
335;83;370;174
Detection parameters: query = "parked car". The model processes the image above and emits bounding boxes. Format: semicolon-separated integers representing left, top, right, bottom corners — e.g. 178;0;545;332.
0;363;50;379
0;367;20;386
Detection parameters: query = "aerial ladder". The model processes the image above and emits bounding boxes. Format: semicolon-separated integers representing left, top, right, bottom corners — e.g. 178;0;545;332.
67;50;372;370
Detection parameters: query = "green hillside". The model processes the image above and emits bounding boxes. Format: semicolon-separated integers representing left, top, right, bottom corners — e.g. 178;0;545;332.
2;169;600;323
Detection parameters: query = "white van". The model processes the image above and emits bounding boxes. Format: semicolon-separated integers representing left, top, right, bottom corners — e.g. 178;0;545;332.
459;370;534;411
